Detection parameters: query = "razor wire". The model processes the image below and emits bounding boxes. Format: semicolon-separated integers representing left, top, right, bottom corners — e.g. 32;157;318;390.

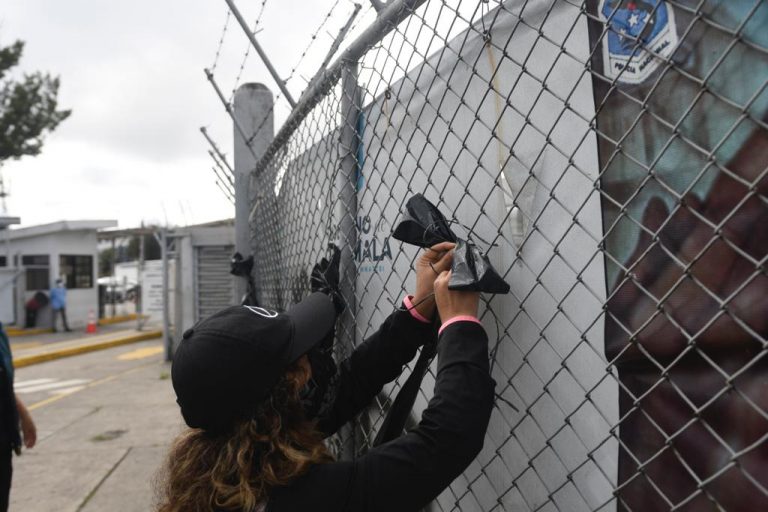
230;0;270;100
210;9;232;73
282;0;344;87
244;0;768;510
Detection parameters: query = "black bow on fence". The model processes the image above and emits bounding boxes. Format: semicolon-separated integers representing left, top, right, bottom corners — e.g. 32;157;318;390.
393;193;510;294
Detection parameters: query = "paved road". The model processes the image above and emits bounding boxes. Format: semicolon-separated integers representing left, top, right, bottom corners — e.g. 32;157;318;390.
9;339;181;512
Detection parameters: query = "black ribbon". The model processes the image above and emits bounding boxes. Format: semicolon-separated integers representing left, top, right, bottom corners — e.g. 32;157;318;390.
373;331;438;446
392;194;510;294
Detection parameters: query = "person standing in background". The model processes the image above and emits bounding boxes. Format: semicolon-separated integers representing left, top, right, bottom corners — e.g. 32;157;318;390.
0;323;37;511
24;291;49;329
50;279;71;332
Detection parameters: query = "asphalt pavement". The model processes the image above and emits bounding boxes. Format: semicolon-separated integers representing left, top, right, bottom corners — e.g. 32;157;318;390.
9;339;181;512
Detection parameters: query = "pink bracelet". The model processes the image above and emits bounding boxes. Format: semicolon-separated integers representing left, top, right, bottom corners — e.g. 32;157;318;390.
403;295;430;324
439;316;481;336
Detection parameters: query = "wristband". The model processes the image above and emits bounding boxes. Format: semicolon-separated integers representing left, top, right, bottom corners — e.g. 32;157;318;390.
438;315;481;336
403;295;430;324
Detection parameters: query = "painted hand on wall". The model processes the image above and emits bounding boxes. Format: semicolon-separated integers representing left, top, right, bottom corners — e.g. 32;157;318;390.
606;118;768;509
605;120;768;362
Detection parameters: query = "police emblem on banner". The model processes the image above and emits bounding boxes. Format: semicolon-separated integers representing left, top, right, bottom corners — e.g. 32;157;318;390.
598;0;678;84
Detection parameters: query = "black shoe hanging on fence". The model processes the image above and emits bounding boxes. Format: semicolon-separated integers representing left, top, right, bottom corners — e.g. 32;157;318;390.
310;243;345;315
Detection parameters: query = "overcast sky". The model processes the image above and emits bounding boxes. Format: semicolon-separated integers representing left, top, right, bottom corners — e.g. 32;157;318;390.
1;0;374;230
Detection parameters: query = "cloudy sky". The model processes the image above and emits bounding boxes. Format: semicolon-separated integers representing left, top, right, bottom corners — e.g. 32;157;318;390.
1;0;375;229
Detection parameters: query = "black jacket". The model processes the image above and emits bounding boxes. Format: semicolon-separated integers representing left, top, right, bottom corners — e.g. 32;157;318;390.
0;327;20;454
267;308;495;512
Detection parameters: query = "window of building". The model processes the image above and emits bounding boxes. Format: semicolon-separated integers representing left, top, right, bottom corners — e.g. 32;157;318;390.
0;256;5;267
22;255;50;291
60;255;94;289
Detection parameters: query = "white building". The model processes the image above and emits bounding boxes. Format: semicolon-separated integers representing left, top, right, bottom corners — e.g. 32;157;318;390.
0;220;117;328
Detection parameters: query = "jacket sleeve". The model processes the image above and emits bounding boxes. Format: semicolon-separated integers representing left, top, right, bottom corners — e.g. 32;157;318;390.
269;321;495;512
317;307;437;437
344;321;495;511
0;329;21;451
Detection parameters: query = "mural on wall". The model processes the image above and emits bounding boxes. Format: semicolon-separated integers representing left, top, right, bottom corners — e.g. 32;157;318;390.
588;0;768;509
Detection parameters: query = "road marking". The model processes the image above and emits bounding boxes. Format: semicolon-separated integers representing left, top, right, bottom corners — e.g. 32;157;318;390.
117;346;164;361
15;378;56;388
16;379;91;394
28;360;160;411
52;385;87;395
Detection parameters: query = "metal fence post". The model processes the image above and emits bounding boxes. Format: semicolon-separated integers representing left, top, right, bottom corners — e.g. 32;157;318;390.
136;227;145;331
233;83;274;305
338;60;361;459
160;229;170;360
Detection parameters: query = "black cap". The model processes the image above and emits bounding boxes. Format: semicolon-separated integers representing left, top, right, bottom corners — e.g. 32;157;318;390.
171;292;336;434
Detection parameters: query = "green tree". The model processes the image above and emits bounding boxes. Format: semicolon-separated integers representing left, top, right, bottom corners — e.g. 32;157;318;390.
0;40;71;163
98;247;116;277
127;234;162;261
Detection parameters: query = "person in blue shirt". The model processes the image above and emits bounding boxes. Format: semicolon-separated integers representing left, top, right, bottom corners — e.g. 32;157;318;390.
50;279;71;332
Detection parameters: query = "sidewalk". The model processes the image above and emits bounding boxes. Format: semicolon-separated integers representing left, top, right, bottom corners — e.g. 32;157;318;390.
10;339;181;511
12;324;163;368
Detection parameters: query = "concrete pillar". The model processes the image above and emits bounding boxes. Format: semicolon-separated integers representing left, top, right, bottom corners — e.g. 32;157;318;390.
232;83;274;304
176;235;195;334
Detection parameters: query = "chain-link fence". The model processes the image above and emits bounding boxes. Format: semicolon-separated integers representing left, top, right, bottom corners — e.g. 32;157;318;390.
245;1;767;509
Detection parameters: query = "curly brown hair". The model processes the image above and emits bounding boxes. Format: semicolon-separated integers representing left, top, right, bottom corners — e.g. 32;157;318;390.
155;360;333;512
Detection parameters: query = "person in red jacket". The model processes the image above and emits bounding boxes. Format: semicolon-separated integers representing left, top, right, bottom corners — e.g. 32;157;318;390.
157;242;495;512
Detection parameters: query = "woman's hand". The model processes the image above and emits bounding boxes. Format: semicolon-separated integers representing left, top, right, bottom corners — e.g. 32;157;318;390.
16;395;36;449
434;270;480;321
411;242;455;320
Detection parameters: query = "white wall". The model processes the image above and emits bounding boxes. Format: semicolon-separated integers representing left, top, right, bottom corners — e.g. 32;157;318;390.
354;8;616;509
113;261;138;286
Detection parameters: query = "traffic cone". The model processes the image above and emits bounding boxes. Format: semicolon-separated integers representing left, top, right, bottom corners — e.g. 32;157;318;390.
86;310;97;334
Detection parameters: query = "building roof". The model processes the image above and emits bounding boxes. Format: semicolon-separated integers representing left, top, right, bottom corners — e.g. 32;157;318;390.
187;218;234;228
98;219;234;240
0;216;21;229
8;220;118;240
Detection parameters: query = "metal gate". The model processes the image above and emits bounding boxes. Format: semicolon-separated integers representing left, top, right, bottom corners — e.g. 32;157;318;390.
195;245;234;320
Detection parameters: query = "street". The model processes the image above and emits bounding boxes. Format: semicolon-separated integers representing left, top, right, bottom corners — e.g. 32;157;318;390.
9;339;180;512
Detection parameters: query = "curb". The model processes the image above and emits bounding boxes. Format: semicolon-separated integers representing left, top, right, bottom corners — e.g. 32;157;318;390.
13;330;163;369
6;327;54;337
98;314;147;326
7;314;148;335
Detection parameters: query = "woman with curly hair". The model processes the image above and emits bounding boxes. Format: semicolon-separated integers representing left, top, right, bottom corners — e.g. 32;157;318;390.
157;242;495;511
